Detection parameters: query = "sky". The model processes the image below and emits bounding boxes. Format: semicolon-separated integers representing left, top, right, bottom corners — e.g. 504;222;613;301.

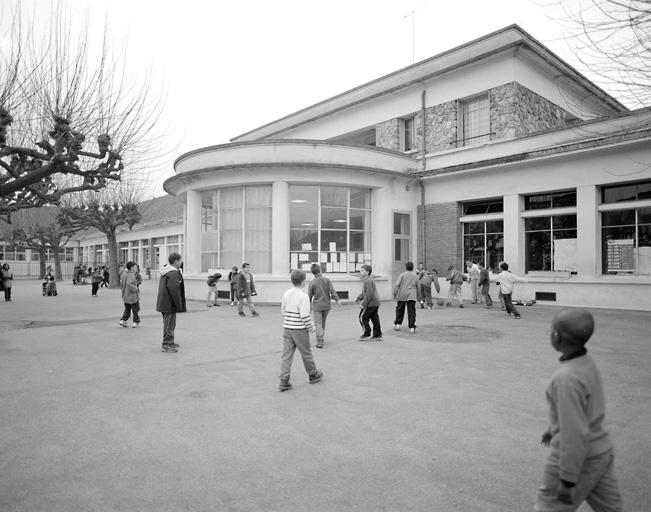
2;0;605;196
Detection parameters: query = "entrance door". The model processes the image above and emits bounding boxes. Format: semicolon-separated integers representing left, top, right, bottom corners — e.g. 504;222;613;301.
392;212;411;284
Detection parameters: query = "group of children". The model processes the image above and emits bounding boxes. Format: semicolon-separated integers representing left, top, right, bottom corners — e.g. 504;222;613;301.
277;263;622;511
205;264;260;316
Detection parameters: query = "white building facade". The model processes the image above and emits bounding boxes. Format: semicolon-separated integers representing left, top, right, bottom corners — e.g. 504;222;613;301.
166;25;651;310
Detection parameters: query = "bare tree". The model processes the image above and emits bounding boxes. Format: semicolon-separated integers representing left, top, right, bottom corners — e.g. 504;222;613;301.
0;206;74;280
0;2;162;222
59;185;143;288
545;0;651;107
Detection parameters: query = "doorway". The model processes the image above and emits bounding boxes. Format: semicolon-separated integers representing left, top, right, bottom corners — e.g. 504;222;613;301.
392;211;411;284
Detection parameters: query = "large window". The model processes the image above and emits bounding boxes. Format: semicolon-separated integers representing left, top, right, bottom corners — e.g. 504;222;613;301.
601;207;651;275
463;220;504;272
525;190;576;210
201;186;272;273
602;180;651;204
290;186;371;273
458;94;490;147
525;215;577;272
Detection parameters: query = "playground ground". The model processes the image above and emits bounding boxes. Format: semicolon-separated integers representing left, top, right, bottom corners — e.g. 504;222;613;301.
0;279;649;511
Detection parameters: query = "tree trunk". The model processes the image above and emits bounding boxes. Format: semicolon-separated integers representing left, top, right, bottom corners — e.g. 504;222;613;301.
107;229;120;289
53;249;63;281
38;249;47;279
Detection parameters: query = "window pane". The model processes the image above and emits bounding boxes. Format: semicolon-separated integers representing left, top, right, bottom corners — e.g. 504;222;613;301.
602;210;635;227
552;215;577;230
464;222;484;235
603;184;638;203
321;207;348;229
524;194;552;210
638;181;651;200
461;95;489;146
552;191;577;208
290;230;318;251
525;217;550;231
290;206;317;228
485;220;503;233
486;234;504;272
463;199;503;215
394;238;409;261
349;209;370;230
526;231;551;271
350;189;370;209
321;187;348;207
290;186;318;205
638;207;651;224
602;226;636;274
464;235;485;263
394;213;410;235
321;231;347;252
350;231;369;252
245;186;272;207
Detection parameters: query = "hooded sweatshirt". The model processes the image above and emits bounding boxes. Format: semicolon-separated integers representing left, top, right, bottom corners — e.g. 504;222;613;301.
156;264;187;313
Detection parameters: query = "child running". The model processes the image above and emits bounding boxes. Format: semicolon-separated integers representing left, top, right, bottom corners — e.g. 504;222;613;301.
533;308;622;511
490;262;526;319
279;269;323;392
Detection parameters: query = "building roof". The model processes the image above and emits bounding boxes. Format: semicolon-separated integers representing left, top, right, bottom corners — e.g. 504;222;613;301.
231;25;627;142
136;194;184;228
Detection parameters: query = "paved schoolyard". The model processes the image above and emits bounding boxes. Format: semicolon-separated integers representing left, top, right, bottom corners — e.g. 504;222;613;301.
0;280;649;512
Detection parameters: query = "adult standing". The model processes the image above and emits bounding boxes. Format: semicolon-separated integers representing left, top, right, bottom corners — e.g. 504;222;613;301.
307;263;340;349
156;253;186;353
467;260;481;304
393;261;422;334
119;261;141;328
1;263;12;301
236;263;259;317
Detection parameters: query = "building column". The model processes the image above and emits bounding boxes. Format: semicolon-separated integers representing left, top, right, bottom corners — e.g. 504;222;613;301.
272;181;290;276
503;194;522;273
372;186;392;277
185;190;202;274
576;185;599;277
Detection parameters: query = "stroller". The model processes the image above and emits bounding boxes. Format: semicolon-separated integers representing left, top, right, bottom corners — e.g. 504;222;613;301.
42;275;58;296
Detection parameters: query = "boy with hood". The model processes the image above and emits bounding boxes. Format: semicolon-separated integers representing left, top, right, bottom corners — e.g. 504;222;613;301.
393;261;421;334
156;252;186;353
236;263;259;317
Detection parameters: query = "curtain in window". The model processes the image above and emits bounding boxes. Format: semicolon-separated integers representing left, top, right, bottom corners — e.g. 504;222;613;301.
244;186;272;272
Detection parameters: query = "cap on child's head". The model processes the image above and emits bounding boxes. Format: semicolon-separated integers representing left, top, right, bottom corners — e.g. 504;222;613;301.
553;308;595;346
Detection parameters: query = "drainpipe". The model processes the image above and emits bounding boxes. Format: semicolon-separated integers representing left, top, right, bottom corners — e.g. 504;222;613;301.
420;87;427;268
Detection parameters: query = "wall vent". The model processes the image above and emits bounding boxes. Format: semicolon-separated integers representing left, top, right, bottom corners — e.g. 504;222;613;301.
336;291;349;299
535;291;556;302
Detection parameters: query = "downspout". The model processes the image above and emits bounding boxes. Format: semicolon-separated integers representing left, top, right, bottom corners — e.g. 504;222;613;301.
420;87;427;268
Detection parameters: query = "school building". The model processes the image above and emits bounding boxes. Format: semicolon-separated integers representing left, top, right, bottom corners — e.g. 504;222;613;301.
160;25;651;310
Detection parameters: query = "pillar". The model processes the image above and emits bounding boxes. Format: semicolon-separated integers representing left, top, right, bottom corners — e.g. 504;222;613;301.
185;190;202;274
576;185;599;277
372;186;392;277
272;181;290;275
503;194;522;273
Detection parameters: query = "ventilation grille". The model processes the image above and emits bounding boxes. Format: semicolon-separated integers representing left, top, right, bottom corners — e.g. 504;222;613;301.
535;292;556;302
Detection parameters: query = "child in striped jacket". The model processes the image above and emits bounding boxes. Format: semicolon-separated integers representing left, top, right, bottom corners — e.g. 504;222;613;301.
278;269;323;392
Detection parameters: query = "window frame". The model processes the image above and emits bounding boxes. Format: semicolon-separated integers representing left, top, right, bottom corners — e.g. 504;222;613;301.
400;116;416;152
457;92;491;147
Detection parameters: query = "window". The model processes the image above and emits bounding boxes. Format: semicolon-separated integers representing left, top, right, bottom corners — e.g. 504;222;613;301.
200;186;272;273
463;220;504;272
290;186;371;273
525;215;577;272
601;207;651;275
462;199;503;215
602;180;651;204
524;190;576;210
401;117;415;152
458;94;490;147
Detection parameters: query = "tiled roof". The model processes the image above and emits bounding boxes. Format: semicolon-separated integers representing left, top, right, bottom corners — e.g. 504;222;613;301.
136;195;184;228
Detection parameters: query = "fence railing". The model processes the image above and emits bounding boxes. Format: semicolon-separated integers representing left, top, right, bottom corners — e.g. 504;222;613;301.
3;261;77;280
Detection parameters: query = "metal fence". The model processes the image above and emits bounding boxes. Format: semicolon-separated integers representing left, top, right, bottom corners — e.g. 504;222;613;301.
3;261;78;280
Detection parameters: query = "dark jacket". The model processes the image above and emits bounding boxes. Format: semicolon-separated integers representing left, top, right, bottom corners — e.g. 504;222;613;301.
356;276;380;308
236;271;256;297
207;273;222;287
156;264;187;313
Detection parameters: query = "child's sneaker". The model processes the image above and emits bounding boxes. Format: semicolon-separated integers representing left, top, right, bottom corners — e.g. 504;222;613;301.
132;322;140;328
309;370;323;384
238;312;246;317
279;378;293;392
514;314;521;319
161;344;177;353
213;303;220;307
373;336;383;341
230;301;235;306
358;335;372;341
459;304;464;308
119;320;128;327
252;311;259;317
393;324;400;331
206;303;212;307
409;327;416;334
